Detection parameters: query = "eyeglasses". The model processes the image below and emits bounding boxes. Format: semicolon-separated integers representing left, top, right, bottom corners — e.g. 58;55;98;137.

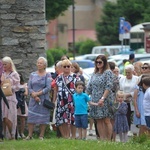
141;67;148;70
63;65;70;68
95;61;103;64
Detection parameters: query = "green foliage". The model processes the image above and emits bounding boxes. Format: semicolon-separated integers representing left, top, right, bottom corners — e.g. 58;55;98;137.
75;40;85;54
46;0;72;20
79;39;98;55
131;134;149;144
46;50;54;67
46;48;67;66
96;0;150;45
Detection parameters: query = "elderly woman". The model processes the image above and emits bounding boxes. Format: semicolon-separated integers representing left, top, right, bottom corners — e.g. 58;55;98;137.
26;57;51;140
54;59;79;139
119;64;139;134
86;55;114;140
1;56;20;140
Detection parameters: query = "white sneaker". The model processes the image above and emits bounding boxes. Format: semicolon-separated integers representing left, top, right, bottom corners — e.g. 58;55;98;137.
89;130;93;136
18;134;21;139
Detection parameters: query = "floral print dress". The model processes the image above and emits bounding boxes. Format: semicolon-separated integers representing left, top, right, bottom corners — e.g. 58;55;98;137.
86;70;113;119
113;102;129;134
55;74;79;126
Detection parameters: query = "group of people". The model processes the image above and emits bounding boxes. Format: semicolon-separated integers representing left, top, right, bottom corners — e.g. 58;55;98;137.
0;56;51;141
0;53;150;143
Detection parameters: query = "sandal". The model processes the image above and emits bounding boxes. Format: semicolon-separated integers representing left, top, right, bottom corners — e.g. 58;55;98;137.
24;136;32;140
39;137;44;140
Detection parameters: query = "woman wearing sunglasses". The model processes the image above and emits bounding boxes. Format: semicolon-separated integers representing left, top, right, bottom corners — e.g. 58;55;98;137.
53;59;79;139
141;63;150;74
86;55;114;140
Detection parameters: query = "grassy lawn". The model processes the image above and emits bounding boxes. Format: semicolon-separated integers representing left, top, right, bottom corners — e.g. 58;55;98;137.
1;136;150;150
1;129;150;150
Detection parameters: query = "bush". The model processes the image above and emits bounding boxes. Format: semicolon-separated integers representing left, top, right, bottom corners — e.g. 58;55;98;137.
75;40;85;54
46;48;67;66
79;39;98;55
46;50;54;67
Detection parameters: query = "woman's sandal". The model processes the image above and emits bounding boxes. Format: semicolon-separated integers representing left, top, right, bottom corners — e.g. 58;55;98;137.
24;136;33;140
39;137;44;140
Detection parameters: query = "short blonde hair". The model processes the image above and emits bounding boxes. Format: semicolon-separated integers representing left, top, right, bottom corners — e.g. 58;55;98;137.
61;59;72;66
2;56;16;72
116;90;124;97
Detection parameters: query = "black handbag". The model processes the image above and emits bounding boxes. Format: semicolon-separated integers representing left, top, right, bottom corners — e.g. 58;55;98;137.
43;74;55;110
43;99;55;110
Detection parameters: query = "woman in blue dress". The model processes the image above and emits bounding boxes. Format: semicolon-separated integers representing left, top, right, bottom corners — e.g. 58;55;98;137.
26;57;51;140
133;75;148;135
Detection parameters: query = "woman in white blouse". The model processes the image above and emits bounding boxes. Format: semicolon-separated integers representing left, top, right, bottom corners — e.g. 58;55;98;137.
119;64;139;133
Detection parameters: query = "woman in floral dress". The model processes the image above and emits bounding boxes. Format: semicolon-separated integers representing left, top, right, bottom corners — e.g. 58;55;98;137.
86;55;114;140
1;56;20;140
54;59;79;139
26;57;51;140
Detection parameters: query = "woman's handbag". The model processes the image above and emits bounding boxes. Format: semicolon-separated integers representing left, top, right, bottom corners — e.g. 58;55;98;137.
43;99;55;110
42;74;55;110
1;79;13;96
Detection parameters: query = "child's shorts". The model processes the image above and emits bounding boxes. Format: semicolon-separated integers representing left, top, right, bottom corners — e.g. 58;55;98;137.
75;114;88;129
145;116;150;128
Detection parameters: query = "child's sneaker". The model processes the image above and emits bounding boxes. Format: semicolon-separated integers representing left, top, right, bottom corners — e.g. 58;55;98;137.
89;130;93;136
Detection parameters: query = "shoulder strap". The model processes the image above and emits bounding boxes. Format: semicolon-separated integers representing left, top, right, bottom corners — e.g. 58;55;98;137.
62;75;74;95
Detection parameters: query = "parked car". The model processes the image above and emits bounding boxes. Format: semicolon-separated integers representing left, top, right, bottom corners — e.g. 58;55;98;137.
91;45;130;56
74;54;103;61
108;54;150;74
82;68;94;77
71;60;94;69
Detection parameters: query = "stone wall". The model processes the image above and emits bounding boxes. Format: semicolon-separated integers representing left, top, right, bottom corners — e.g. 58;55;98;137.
0;0;46;81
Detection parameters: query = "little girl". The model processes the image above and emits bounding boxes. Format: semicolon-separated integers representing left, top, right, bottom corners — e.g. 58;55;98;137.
17;73;28;138
113;90;129;142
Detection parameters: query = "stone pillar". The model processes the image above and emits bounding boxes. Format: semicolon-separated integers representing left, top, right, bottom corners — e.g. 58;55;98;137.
0;0;46;81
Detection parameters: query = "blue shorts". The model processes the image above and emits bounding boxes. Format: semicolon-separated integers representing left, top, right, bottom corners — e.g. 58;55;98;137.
145;116;150;128
75;114;88;129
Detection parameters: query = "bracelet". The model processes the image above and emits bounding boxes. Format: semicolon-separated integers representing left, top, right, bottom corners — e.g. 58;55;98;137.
101;97;105;100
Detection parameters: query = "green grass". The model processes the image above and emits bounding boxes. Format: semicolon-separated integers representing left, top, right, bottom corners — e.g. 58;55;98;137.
1;128;150;150
1;136;150;150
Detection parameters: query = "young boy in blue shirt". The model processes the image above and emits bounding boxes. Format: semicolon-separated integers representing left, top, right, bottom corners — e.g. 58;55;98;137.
73;81;98;140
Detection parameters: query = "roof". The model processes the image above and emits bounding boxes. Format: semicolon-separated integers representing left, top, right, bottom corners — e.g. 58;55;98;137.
130;22;150;33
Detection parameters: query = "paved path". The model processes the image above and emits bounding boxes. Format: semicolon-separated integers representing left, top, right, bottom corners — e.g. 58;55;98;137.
86;124;139;141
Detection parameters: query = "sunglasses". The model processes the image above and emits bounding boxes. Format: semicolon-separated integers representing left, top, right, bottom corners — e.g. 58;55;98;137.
141;67;148;70
95;61;103;64
63;65;70;68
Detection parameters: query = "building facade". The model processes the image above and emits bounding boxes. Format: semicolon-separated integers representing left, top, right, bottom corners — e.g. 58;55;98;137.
46;0;116;50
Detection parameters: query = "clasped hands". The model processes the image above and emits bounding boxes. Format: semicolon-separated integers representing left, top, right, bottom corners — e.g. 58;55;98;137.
31;92;41;102
98;99;104;107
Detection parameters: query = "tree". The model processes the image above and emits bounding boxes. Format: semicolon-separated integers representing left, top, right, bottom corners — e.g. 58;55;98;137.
96;0;150;45
46;0;72;20
79;39;98;55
